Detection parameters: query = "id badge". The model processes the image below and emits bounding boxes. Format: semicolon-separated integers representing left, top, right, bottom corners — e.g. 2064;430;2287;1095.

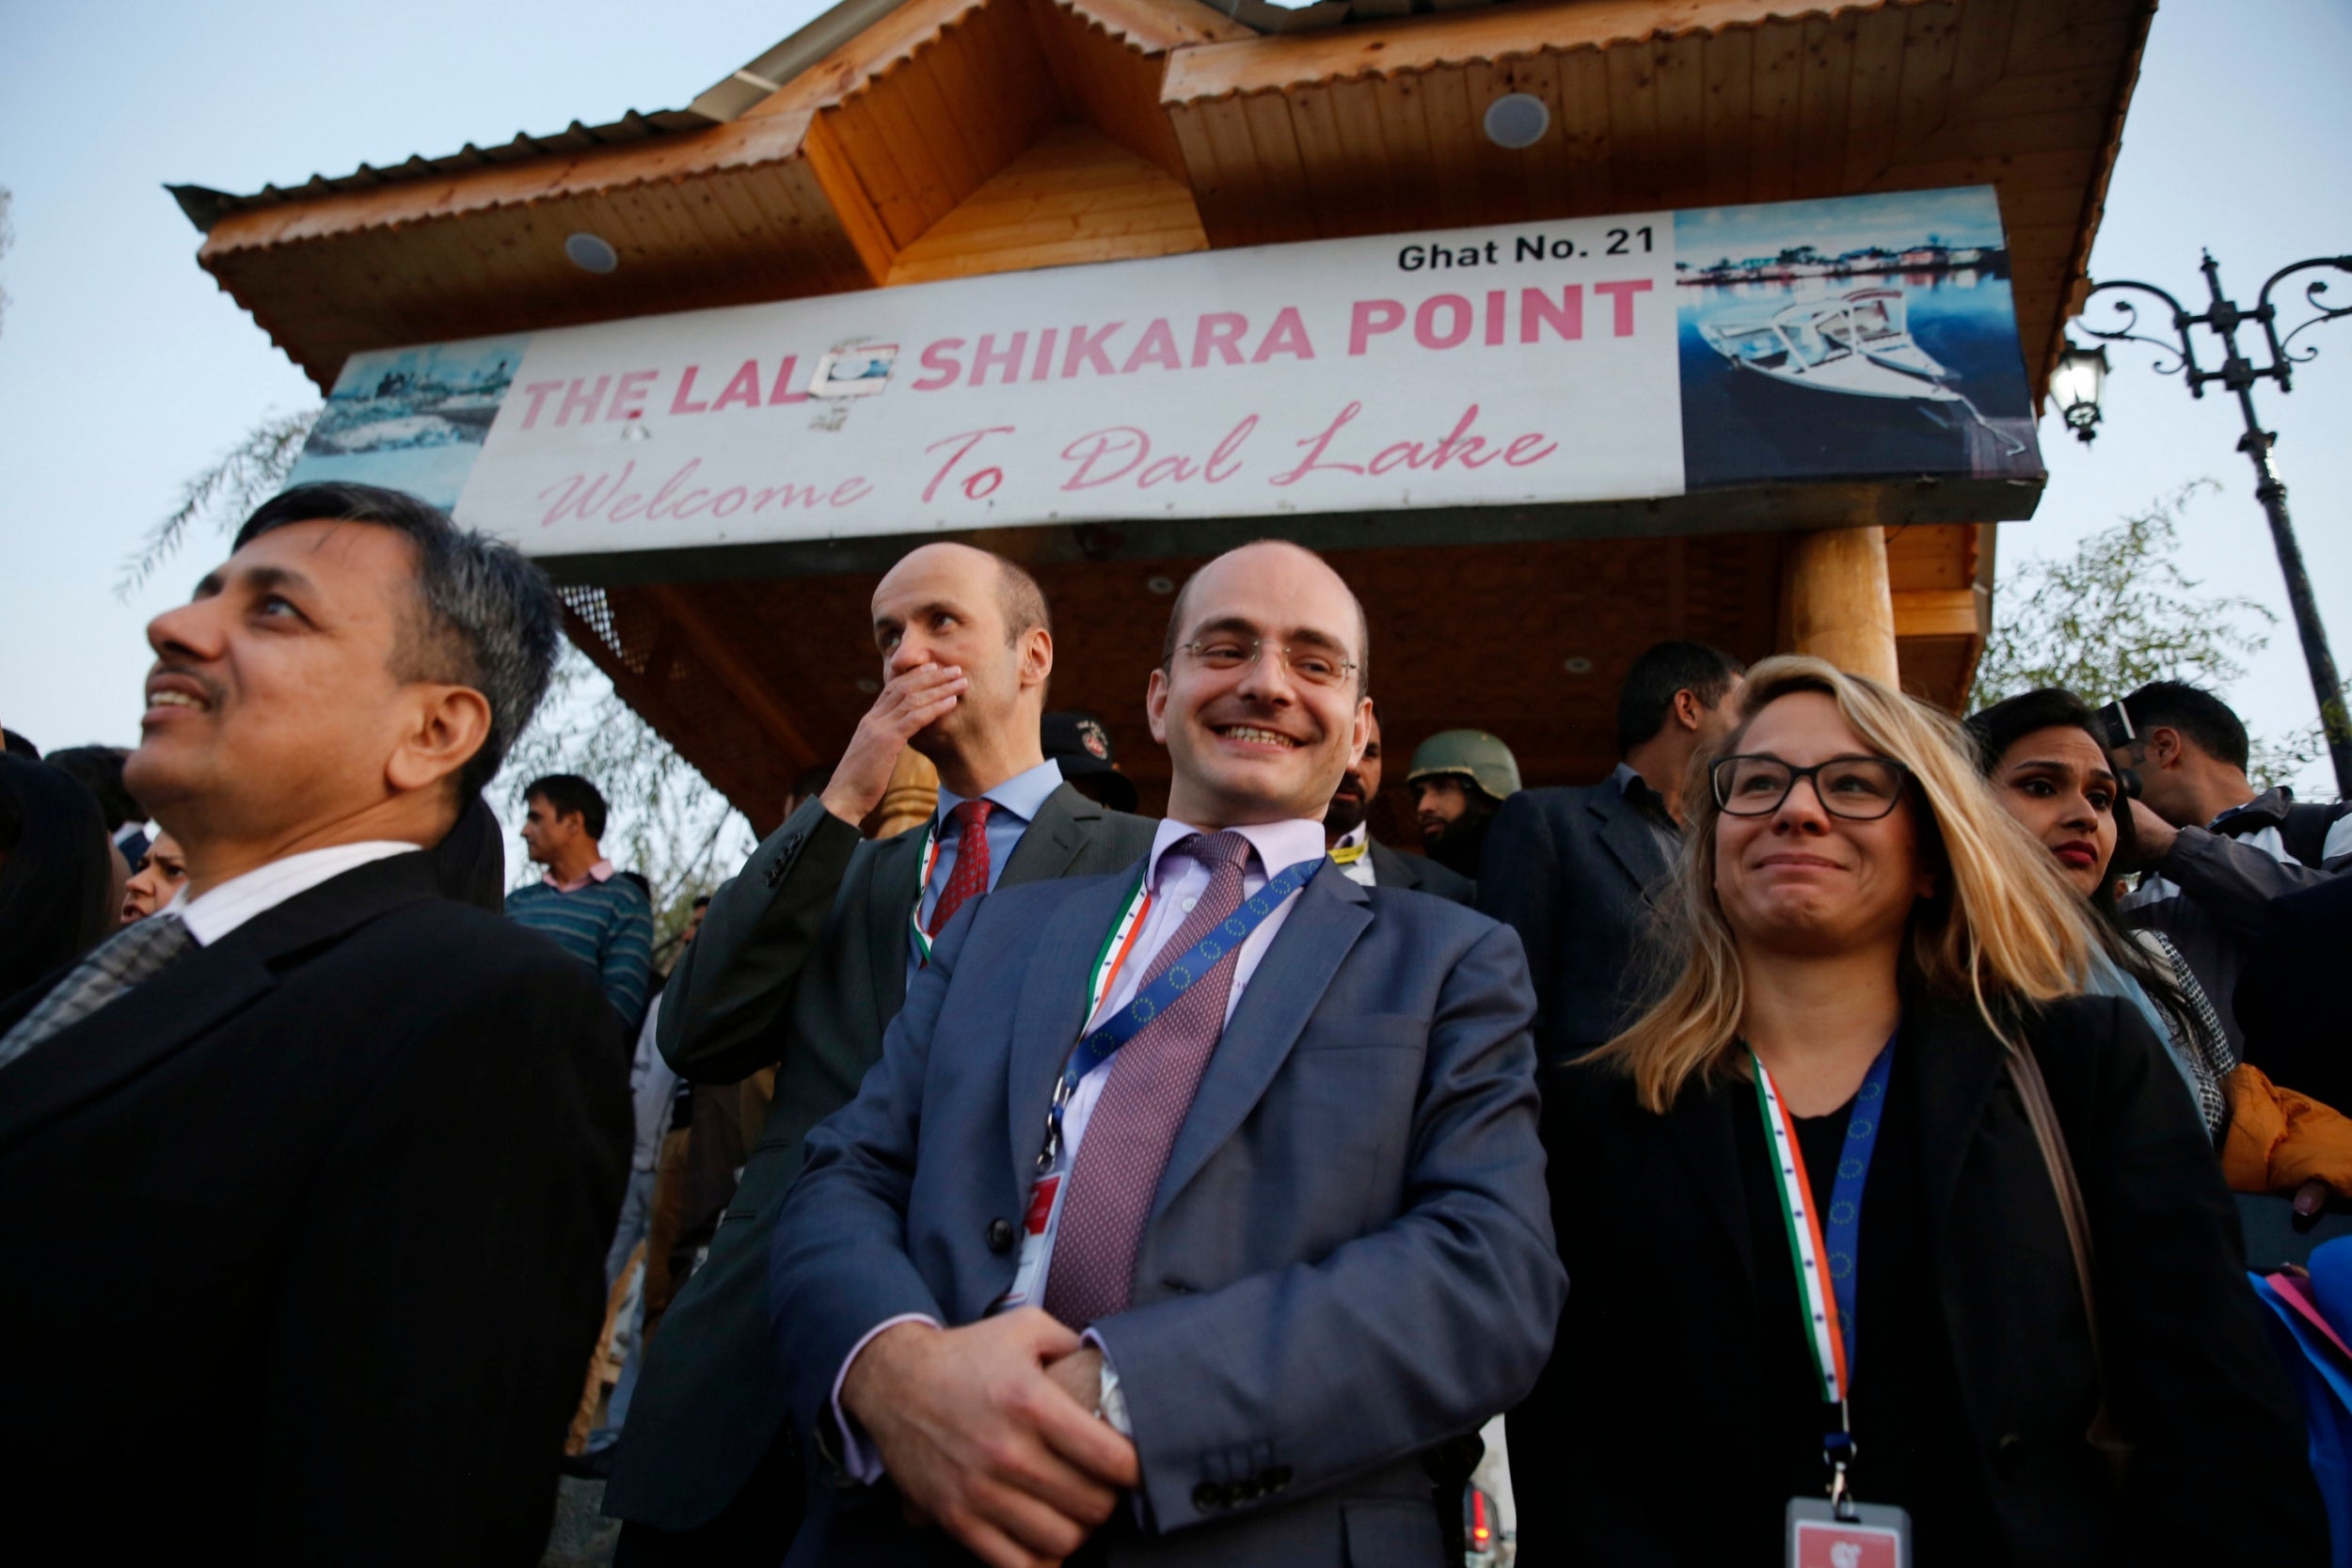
1786;1497;1910;1568
993;1169;1066;1312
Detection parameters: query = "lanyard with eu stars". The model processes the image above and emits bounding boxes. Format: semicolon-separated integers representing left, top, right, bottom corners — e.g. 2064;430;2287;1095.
1751;1033;1916;1566
1033;854;1325;1174
993;852;1322;1314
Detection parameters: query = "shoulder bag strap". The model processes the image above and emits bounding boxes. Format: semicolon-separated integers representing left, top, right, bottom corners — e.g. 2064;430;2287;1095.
2004;1039;2134;1476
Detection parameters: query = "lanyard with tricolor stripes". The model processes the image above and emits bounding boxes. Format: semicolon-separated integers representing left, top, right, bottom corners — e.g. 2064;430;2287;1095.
1749;1036;1896;1410
1032;855;1324;1172
908;816;957;966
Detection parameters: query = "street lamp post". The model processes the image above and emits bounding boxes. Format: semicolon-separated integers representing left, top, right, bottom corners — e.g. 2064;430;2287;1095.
2055;251;2352;796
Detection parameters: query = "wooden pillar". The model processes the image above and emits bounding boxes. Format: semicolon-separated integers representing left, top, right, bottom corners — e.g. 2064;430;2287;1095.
866;747;940;840
1783;526;1899;687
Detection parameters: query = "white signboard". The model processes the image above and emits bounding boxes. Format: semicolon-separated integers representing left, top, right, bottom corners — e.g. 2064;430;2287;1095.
289;187;2039;557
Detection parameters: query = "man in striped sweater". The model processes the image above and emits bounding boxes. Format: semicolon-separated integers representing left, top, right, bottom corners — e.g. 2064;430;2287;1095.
511;773;654;1036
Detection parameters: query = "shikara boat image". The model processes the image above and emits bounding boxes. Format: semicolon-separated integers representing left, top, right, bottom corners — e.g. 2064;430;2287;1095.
1698;287;2026;452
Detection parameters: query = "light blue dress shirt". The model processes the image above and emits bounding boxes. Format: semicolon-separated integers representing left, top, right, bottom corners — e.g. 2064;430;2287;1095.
906;756;1069;984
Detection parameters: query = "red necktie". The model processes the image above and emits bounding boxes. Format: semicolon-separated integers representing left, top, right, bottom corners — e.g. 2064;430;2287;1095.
926;799;995;937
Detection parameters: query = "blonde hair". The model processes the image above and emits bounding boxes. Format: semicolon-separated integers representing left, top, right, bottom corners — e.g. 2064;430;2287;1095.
1595;656;2102;1113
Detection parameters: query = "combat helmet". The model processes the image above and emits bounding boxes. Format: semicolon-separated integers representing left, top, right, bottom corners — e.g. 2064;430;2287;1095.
1406;730;1522;804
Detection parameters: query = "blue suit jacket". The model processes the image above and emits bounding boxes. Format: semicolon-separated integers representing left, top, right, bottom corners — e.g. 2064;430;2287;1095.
770;859;1563;1566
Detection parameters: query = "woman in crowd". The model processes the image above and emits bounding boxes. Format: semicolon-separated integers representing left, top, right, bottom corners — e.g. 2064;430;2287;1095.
1968;688;2352;1220
119;832;188;924
1511;656;2321;1567
1964;690;2232;1121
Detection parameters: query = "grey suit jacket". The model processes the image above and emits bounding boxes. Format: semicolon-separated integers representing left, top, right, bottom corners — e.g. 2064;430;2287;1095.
771;862;1562;1567
1476;780;1678;1070
1367;837;1475;905
604;784;1155;1530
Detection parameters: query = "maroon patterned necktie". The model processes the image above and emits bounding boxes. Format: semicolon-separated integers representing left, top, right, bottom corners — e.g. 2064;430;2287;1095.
1042;830;1253;1328
926;799;994;938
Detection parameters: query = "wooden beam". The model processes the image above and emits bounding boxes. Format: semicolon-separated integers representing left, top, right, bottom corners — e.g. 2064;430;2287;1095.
1053;0;1254;52
200;109;817;256
640;583;821;776
869;747;942;839
1784;525;1899;685
1161;0;1920;104
1892;587;1985;639
741;0;995;121
803;111;900;283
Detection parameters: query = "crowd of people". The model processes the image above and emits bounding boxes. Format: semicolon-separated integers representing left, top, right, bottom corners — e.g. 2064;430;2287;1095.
2;476;2348;1567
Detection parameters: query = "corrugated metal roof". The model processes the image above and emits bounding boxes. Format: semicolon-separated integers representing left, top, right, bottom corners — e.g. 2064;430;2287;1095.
167;0;1518;233
171;0;929;233
168;106;716;233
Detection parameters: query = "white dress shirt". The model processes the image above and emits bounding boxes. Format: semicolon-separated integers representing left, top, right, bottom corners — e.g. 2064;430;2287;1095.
628;992;681;1174
832;816;1328;1477
168;842;421;946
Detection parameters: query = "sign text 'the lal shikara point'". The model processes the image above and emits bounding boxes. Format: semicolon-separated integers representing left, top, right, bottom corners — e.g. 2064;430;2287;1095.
185;0;2153;820
290;185;2041;565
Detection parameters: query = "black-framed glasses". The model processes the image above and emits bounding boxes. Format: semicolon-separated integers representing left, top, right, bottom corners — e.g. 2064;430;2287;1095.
1709;753;1911;820
1176;638;1358;689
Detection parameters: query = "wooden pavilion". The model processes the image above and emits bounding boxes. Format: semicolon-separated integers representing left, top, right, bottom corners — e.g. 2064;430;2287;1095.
174;0;2153;834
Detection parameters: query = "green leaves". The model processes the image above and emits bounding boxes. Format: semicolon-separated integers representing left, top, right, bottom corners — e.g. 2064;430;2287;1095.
1977;479;2272;706
1977;480;2334;790
116;406;322;596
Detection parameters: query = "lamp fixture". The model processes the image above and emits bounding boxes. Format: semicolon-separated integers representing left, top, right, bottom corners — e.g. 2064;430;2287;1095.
2051;341;2107;444
2049;341;2107;444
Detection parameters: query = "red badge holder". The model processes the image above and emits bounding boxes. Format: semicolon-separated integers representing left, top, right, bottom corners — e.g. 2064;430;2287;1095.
1787;1497;1909;1567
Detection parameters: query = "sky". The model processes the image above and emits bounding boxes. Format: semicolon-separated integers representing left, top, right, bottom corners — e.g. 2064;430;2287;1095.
3;0;2348;802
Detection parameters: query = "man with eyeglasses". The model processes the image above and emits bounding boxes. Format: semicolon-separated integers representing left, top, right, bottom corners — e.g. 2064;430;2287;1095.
605;542;1153;1565
769;539;1562;1568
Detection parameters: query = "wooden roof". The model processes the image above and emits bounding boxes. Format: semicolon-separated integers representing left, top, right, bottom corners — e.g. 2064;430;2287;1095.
191;0;2148;402
181;0;2148;829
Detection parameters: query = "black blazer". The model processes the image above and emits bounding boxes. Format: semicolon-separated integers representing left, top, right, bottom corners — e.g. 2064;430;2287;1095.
1368;837;1475;904
2235;872;2352;1111
1477;779;1677;1069
608;784;1157;1530
0;852;631;1563
1509;995;2323;1567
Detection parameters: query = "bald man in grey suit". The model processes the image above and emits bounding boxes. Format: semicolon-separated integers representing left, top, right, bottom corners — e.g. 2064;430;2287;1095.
606;545;1153;1564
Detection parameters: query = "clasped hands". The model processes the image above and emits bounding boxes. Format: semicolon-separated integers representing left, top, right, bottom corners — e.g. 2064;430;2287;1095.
841;1308;1141;1568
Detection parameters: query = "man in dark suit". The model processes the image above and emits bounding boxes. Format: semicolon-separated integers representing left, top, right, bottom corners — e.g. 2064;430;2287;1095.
771;540;1562;1568
2235;872;2352;1113
1323;699;1474;905
605;543;1154;1563
0;483;631;1562
1478;640;1744;1068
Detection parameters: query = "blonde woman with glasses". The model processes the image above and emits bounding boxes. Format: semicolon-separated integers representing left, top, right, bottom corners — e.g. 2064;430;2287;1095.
1508;657;2320;1568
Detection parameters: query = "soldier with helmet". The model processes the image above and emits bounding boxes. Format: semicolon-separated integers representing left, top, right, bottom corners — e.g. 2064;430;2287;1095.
1406;729;1522;880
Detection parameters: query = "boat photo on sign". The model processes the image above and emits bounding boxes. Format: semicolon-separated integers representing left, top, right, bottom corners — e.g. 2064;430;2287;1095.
294;335;532;508
1675;186;2041;488
283;186;2042;560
